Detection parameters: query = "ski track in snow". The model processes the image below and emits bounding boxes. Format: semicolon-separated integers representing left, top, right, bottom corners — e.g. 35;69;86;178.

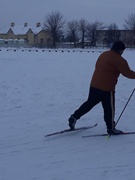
0;48;135;180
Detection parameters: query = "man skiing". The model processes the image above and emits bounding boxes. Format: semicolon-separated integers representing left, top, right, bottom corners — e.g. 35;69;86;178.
68;41;135;134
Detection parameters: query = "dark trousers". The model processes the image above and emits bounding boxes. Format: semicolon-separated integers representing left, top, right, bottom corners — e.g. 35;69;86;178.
72;87;115;130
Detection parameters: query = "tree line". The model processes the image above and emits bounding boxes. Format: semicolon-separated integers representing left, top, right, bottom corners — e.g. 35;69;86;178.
43;11;135;48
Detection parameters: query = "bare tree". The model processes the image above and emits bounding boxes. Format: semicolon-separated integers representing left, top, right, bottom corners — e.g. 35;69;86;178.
78;19;88;48
86;21;105;47
106;23;120;44
123;13;135;47
44;11;65;48
124;13;135;31
66;20;79;48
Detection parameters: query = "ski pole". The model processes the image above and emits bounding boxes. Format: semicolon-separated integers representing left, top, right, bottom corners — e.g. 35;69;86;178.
115;87;135;127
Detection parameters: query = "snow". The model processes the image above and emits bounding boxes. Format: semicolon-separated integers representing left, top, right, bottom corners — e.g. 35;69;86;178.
0;48;135;180
0;24;43;35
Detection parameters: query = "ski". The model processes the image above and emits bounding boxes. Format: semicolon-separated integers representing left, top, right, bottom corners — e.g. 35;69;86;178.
45;123;98;137
82;131;135;138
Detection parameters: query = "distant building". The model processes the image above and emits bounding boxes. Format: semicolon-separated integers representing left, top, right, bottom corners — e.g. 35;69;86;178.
96;30;135;48
0;22;52;48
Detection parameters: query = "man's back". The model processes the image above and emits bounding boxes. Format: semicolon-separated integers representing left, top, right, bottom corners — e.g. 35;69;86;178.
90;50;135;91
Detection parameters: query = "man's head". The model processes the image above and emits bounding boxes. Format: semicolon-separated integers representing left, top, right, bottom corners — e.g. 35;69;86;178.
111;41;126;55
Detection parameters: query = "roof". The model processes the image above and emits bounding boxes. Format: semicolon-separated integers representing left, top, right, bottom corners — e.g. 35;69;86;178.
0;23;43;35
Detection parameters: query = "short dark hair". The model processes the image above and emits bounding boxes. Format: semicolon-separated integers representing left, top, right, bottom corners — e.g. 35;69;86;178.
111;41;126;51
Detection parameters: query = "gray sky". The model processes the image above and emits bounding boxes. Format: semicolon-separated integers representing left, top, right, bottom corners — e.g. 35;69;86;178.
1;0;135;28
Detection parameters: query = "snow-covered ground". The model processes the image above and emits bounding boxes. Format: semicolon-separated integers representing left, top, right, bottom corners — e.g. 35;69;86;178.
0;48;135;180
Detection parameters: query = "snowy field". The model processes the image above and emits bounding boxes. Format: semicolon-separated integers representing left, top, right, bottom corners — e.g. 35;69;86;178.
0;48;135;180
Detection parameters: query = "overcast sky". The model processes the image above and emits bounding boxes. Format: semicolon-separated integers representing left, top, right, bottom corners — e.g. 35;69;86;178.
1;0;135;28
